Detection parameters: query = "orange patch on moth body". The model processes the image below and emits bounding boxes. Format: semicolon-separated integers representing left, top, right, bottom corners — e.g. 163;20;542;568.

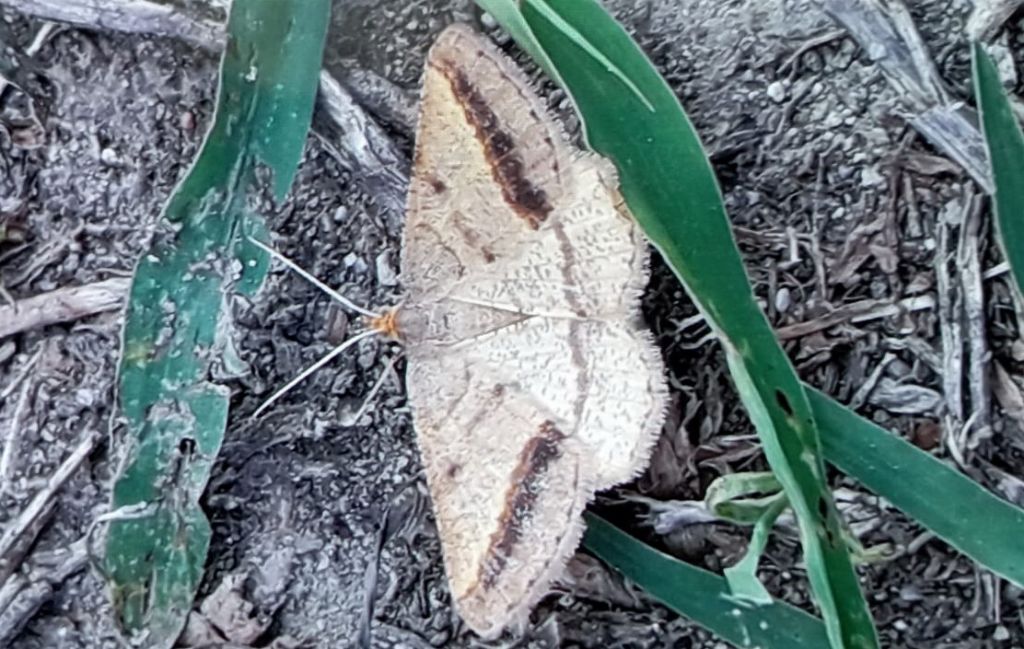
368;308;401;339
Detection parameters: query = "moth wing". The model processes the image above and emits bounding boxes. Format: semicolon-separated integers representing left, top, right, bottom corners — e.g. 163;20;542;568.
400;22;668;638
406;316;664;637
401;23;572;297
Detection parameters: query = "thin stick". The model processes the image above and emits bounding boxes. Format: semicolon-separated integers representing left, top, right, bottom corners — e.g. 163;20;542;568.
0;374;35;497
0;429;99;560
0;347;42;401
248;237;382;319
0;277;129;340
253;329;380;418
774;295;934;340
346;353;403;425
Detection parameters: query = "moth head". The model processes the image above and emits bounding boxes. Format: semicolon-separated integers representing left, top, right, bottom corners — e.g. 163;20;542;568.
367;307;401;340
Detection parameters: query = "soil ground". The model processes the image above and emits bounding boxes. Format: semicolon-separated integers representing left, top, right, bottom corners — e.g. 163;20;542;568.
2;0;1024;647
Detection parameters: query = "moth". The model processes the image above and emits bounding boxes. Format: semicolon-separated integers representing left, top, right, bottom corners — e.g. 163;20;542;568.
255;22;667;639
396;24;667;636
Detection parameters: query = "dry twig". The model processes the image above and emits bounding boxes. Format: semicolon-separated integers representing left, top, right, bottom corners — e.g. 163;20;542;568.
315;72;409;230
0;371;35;496
0;428;100;561
935;204;965;429
0;277;129;340
775;294;934;340
0;0;224;48
958;191;992;442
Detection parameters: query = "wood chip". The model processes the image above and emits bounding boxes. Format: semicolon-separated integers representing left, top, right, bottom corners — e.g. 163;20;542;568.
867;377;943;415
775;294;934;340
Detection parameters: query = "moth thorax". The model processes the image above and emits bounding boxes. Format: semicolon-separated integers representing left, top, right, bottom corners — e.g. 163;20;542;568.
367;308;401;340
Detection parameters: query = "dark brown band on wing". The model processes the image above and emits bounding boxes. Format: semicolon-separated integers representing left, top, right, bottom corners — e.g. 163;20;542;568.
434;58;553;229
478;421;566;590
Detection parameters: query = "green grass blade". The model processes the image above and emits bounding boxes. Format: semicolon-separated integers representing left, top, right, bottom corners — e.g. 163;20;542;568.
810;387;1024;588
476;0;559;82
583;513;831;648
705;471;784;524
103;1;330;646
513;2;877;646
974;42;1024;294
724;494;789;605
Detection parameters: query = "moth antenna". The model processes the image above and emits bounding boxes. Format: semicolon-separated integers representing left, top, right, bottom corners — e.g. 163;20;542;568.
345;352;404;425
252;328;380;418
248;236;382;319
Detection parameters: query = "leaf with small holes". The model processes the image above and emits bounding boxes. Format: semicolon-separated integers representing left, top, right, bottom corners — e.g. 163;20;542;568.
103;1;329;646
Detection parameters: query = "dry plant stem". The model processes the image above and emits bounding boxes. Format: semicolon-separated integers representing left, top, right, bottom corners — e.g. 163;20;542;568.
0;539;88;647
958;191;992;443
0;0;224;48
968;0;1024;39
936;214;965;426
779;28;847;75
0;572;26;617
820;0;993;191
936;212;970;467
315;72;410;224
0;277;129;340
849;352;896;410
0;428;99;561
774;294;934;339
0;375;34;497
0;501;53;587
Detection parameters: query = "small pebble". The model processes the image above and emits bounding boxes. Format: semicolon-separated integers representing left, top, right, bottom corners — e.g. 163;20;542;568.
774;287;792;314
100;147;119;166
766;80;787;103
861;166;885;187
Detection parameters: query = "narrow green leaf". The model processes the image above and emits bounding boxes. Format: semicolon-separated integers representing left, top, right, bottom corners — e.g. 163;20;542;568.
104;1;330;646
475;0;559;81
974;42;1024;294
724;494;788;605
706;471;784;525
514;2;878;646
810;387;1024;588
583;513;831;648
